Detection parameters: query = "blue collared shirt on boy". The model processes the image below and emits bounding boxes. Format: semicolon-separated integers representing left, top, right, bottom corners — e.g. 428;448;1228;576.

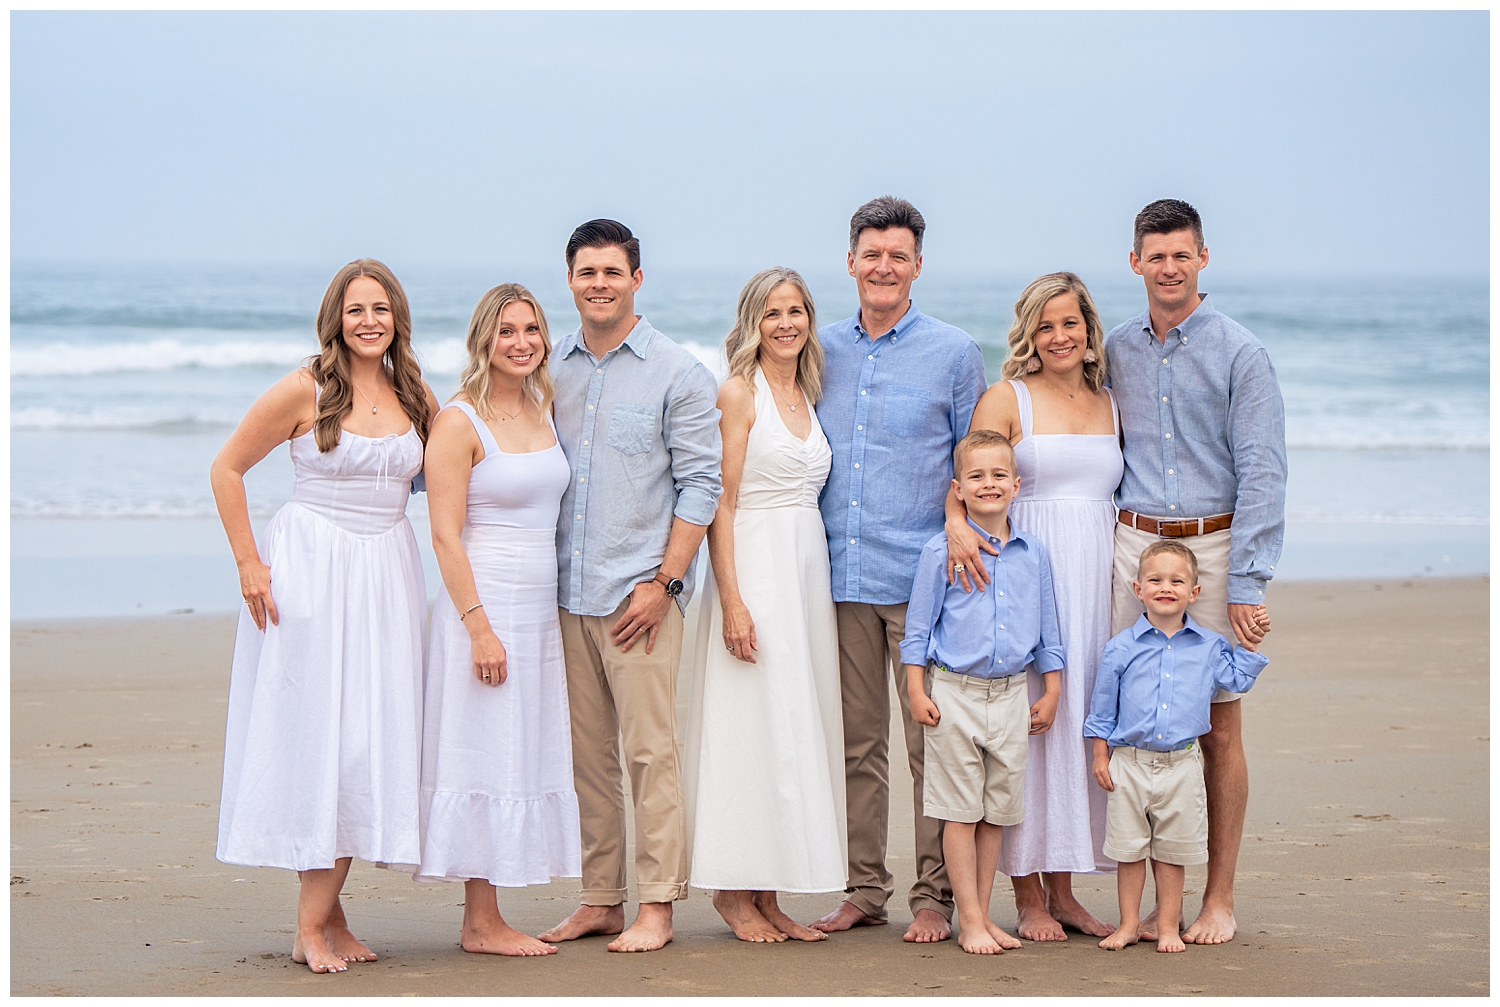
1083;613;1268;752
899;518;1066;679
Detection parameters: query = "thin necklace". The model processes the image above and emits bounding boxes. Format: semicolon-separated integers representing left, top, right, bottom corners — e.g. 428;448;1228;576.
766;375;805;412
352;377;384;414
489;392;524;421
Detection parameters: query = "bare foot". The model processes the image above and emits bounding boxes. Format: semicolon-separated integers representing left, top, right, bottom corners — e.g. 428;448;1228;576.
752;892;826;942
538;904;624;943
1047;895;1115;938
1182;904;1237;945
713;891;786;943
983;919;1023;950
1015;904;1067;942
810;900;888;933
607;902;673;953
1157;930;1187;953
292;930;348;973
956;921;1004;955
463;919;557;956
324;925;376;962
1137;905;1161;942
1099;921;1140;951
902;907;952;943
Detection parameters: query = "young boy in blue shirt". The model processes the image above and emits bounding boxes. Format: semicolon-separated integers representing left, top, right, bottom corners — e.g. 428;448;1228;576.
1085;539;1268;953
902;429;1065;954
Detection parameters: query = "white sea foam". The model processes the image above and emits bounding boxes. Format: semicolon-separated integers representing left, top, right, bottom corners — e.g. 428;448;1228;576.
12;337;313;376
12;406;239;431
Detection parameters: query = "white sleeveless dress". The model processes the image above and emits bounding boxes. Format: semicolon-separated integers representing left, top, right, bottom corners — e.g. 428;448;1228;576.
414;402;581;886
685;370;847;893
999;378;1123;877
218;423;427;872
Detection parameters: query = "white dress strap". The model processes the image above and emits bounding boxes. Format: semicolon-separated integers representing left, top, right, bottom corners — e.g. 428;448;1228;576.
1107;388;1120;437
1008;378;1033;440
447;401;501;462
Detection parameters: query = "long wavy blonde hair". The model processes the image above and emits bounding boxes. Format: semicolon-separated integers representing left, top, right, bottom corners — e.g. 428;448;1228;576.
307;259;430;453
1001;271;1108;393
723;267;824;404
456;284;554;421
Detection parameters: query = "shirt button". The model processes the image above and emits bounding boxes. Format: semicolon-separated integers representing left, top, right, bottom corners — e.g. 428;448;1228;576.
596;368;602;374
1162;358;1169;365
857;425;864;431
1162;704;1168;710
999;624;1005;630
587;404;594;411
851;500;858;506
860;389;867;396
850;538;857;545
854;463;860;469
573;550;580;556
1167;644;1172;650
1169;505;1177;511
1165;432;1172;439
1162;396;1169;402
998;590;1004;596
868;354;875;360
1166;673;1171;678
1168;468;1174;474
575;514;582;520
1157;733;1163;740
583;440;589;446
578;477;586;483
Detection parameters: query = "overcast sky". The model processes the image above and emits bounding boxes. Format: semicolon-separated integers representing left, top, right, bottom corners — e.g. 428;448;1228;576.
12;11;1489;278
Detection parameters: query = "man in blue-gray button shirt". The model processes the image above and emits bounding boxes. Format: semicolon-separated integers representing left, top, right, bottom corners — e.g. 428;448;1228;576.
1105;198;1285;947
809;197;988;943
539;220;723;954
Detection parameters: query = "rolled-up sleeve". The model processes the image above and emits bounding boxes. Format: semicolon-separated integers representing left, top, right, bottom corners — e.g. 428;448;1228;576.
1030;543;1067;673
1083;640;1125;740
1227;346;1287;603
662;363;724;527
899;544;946;667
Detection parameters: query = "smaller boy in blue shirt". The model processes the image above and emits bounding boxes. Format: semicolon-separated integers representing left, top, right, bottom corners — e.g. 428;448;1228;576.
1085;539;1268;953
902;429;1066;954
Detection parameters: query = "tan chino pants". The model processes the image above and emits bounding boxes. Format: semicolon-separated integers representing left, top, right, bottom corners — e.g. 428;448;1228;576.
559;599;689;905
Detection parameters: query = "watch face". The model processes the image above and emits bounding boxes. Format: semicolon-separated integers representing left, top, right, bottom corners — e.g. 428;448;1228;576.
666;578;684;597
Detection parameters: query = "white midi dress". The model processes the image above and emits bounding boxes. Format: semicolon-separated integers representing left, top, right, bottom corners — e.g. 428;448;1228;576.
218;424;427;872
414;402;581;886
685;370;847;893
999;378;1123;877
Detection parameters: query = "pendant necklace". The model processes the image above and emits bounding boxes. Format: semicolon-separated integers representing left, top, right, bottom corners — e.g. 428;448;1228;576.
354;380;382;414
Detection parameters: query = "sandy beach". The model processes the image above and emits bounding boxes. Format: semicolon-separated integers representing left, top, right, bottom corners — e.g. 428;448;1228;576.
10;576;1488;996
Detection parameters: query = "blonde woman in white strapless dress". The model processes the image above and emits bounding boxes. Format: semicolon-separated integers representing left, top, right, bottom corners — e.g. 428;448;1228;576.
211;260;441;974
685;268;846;944
946;272;1121;943
417;284;579;958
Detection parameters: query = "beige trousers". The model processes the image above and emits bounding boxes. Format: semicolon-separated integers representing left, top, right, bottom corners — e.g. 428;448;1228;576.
836;602;953;922
559;599;688;905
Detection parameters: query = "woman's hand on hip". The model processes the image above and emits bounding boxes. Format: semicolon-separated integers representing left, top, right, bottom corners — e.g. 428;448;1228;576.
238;558;278;631
471;628;508;686
720;599;758;664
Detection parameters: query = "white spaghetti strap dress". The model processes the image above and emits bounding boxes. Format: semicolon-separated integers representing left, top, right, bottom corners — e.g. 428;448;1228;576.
414;402;580;886
999;378;1123;877
217;420;427;872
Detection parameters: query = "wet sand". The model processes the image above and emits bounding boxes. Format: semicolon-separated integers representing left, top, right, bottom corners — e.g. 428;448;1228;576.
11;577;1488;996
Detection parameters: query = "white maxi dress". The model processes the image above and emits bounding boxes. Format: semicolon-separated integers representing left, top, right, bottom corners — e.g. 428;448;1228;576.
414;402;581;886
685;370;847;893
218;424;427;872
999;378;1123;877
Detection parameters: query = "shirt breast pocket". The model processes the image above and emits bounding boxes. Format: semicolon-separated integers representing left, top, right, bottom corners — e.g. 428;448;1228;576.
882;384;931;438
1175;390;1228;444
606;402;658;456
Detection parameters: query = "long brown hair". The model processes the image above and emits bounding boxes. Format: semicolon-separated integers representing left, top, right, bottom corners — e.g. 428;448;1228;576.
456;284;555;421
723;267;825;404
306;259;431;453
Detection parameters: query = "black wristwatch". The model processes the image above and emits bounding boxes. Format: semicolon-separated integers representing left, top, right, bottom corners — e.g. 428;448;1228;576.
653;571;685;598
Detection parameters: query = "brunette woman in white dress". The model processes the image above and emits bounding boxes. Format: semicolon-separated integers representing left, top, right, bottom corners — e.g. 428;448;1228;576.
685;267;846;943
946;272;1121;943
211;260;440;974
417;284;580;957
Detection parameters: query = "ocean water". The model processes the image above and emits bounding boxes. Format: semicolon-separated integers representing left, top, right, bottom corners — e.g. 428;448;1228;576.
10;263;1489;618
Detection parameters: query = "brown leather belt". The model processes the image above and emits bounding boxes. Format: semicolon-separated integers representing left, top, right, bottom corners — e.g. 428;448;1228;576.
1117;509;1233;538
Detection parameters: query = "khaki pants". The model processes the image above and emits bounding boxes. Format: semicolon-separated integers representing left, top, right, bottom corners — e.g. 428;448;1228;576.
836;602;953;922
559;599;688;905
1111;524;1245;703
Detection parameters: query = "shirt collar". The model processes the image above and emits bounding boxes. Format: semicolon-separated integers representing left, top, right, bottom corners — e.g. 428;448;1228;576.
853;300;923;343
1130;611;1203;639
1137;293;1216;342
967;515;1025;550
560;315;655;361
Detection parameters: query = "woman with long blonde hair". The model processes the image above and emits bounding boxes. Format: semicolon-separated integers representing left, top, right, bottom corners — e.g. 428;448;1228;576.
684;267;846;943
944;271;1122;942
211;259;440;973
415;283;579;956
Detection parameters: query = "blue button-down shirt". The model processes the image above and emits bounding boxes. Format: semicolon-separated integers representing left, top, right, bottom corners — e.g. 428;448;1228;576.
817;302;988;606
1083;614;1267;752
553;316;723;617
1105;294;1287;605
899;519;1066;680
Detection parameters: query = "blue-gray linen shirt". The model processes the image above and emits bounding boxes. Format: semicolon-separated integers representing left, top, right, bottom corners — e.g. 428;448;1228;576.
817;302;988;606
900;519;1067;680
1105;294;1287;605
553;316;723;617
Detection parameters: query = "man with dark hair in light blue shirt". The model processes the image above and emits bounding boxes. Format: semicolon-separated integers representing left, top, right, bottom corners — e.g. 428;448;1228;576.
810;196;988;943
1105;198;1285;947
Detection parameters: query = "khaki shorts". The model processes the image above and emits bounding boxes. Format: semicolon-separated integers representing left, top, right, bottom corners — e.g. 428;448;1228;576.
1112;522;1245;703
1102;745;1208;866
921;667;1030;826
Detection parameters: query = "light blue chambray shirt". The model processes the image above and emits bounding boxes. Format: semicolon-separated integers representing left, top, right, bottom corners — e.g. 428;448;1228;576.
1083;614;1267;752
1105;294;1287;605
817;302;988;606
899;519;1067;680
553;316;723;617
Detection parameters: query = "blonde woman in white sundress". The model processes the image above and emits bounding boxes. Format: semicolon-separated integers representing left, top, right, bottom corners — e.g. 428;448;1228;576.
685;267;846;943
417;284;580;956
211;259;441;974
944;272;1122;943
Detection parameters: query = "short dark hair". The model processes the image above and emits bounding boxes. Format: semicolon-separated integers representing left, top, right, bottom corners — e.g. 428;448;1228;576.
953;428;1015;473
849;196;925;256
1133;199;1204;255
1137;539;1200;583
566;219;641;274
